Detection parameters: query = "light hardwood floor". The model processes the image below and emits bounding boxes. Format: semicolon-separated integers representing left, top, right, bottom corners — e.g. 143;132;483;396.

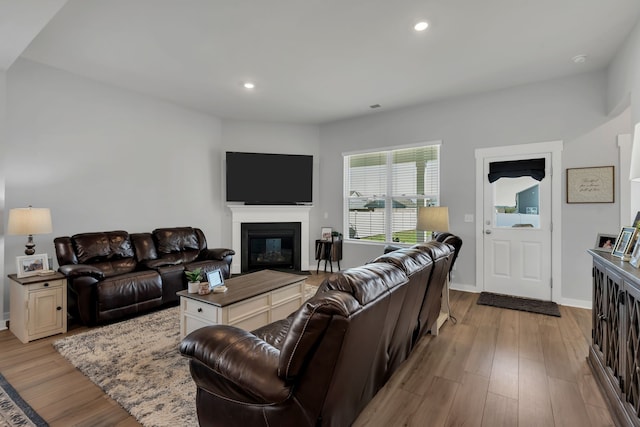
0;273;614;426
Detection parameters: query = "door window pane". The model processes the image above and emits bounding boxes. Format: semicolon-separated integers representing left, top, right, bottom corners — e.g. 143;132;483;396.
493;176;540;228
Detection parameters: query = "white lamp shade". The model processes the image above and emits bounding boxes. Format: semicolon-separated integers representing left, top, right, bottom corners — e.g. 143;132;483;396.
630;122;640;181
417;206;449;232
8;207;53;235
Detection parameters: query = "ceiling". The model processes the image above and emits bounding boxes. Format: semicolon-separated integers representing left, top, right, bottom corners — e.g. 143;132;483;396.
3;0;640;124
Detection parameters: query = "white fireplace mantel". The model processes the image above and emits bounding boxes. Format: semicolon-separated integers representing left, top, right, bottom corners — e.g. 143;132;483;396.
228;205;312;275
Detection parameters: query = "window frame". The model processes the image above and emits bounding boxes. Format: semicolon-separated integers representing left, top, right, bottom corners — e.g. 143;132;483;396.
343;141;442;245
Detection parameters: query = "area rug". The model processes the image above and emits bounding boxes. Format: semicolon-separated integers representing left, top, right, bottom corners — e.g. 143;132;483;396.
53;306;196;427
477;292;561;317
0;372;49;427
53;284;319;427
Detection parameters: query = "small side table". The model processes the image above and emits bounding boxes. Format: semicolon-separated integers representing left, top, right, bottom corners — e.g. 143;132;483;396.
315;239;343;273
8;272;67;343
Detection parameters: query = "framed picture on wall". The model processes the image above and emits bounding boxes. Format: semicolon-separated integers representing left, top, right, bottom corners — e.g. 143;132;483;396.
566;166;614;203
612;226;638;258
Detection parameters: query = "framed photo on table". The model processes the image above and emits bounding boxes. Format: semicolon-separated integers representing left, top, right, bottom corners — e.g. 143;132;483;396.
321;227;332;241
612;226;638;259
206;269;224;289
594;233;617;252
16;254;49;278
631;239;640;268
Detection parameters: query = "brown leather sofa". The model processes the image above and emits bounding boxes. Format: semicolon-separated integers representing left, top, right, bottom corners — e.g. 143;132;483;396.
54;227;234;325
180;239;456;427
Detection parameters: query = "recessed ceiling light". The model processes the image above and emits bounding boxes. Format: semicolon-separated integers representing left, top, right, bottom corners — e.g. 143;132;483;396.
572;54;587;64
243;82;255;89
414;21;429;31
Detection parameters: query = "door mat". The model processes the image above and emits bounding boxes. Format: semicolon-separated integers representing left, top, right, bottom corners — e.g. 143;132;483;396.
0;372;49;427
477;292;561;317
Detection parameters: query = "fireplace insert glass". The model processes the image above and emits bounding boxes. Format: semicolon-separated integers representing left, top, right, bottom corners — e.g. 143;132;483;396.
241;222;302;273
249;236;293;270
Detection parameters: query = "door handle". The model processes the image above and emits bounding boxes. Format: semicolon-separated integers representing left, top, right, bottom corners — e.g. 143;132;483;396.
485;230;492;234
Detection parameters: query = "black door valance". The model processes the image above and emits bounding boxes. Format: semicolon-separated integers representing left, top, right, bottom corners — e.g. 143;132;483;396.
488;158;545;183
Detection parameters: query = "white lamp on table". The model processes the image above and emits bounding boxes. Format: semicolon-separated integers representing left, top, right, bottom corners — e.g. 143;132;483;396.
8;206;53;255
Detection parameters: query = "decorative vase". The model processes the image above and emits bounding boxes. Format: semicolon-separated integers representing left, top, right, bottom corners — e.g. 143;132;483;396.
188;281;200;294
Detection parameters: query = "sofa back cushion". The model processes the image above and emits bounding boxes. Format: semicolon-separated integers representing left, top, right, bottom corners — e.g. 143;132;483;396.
435;232;463;273
291;264;410;426
278;291;358;380
51;231;138;278
153;227;200;254
371;248;434;369
317;262;407;306
284;263;409;410
72;231;134;264
412;241;453;335
130;232;158;262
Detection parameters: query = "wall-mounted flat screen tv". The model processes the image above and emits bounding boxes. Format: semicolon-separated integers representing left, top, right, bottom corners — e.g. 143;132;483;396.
226;152;313;205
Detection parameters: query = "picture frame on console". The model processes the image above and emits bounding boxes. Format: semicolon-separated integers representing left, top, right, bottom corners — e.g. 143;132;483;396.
321;227;332;241
16;253;49;278
594;233;617;252
612;226;637;259
631;239;640;268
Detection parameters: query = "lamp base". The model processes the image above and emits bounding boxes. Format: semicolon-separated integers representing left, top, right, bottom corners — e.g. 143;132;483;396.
25;235;35;255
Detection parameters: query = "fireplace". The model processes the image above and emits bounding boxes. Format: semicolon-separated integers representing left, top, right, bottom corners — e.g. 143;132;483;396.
241;222;301;273
229;205;311;275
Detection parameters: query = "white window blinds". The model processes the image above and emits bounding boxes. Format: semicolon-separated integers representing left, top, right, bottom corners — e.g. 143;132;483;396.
344;144;440;244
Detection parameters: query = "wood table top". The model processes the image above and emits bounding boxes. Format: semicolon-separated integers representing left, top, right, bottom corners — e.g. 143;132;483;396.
177;269;307;307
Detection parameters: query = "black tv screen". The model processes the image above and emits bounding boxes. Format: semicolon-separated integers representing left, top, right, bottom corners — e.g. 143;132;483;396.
226;152;313;204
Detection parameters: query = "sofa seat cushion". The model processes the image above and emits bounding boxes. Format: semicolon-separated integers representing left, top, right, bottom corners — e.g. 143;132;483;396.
154;251;199;265
97;270;162;312
89;258;137;278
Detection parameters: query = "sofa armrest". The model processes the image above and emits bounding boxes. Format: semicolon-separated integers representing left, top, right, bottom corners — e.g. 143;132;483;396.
58;264;105;280
202;248;235;261
180;325;290;403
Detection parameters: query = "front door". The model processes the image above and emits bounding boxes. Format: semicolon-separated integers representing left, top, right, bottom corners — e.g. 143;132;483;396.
482;153;552;300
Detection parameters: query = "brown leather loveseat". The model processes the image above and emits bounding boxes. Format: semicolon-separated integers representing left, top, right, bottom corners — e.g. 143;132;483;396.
180;239;455;426
54;227;234;325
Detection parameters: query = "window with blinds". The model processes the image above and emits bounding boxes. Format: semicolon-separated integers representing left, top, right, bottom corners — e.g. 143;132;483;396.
344;143;440;244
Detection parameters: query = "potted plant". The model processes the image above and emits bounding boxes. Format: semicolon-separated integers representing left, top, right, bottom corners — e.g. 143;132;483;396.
185;268;203;294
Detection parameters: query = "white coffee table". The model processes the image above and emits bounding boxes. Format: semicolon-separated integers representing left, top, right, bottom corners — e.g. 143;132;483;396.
178;269;306;338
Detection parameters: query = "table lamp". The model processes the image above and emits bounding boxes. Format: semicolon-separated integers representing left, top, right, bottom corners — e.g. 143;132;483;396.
8;206;53;255
417;206;449;240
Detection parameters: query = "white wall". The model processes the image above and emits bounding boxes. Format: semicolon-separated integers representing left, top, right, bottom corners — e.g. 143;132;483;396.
3;40;637;320
220;120;321;262
3;59;224;318
0;70;6;325
608;18;640;237
320;71;628;305
607;18;640;122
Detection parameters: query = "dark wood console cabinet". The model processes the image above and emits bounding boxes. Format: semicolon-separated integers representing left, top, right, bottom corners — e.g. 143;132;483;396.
589;249;640;426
